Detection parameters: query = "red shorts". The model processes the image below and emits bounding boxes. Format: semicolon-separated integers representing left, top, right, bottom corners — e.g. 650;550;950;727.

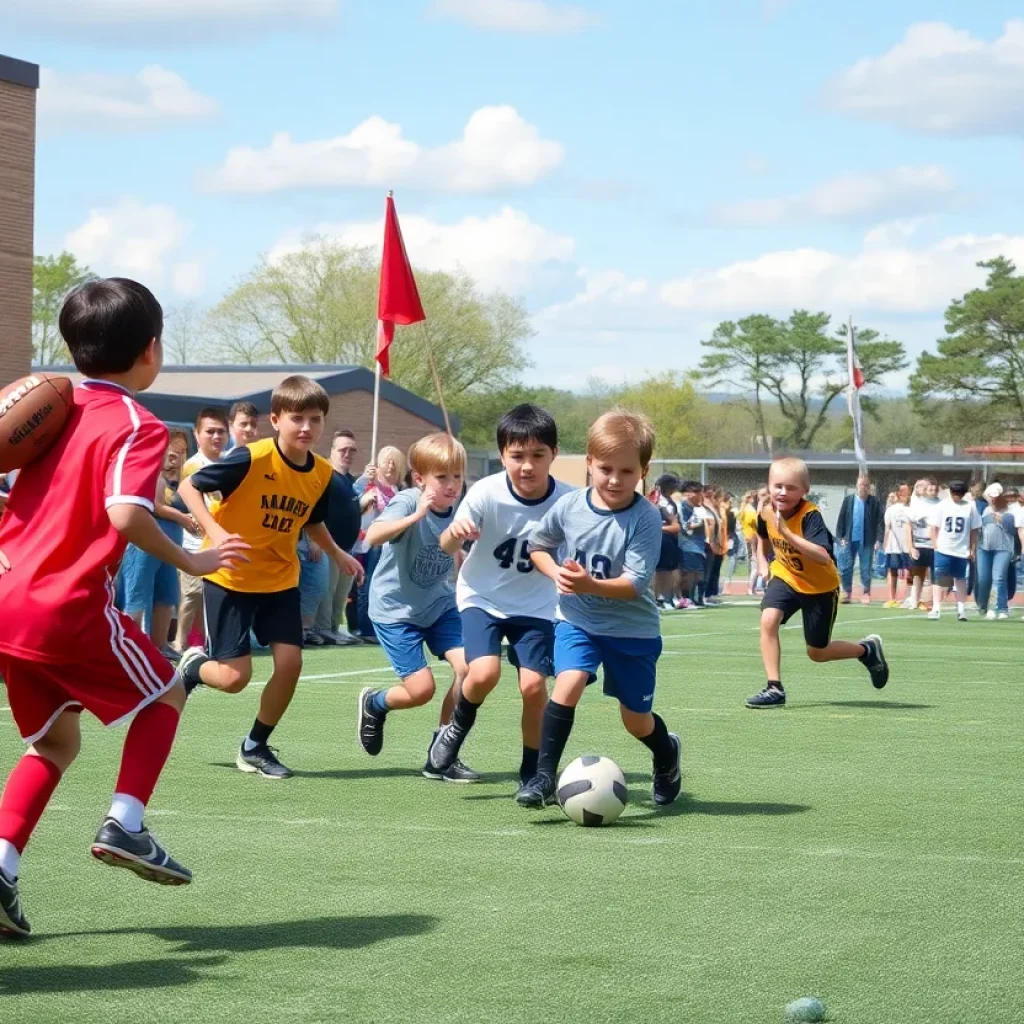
0;612;177;745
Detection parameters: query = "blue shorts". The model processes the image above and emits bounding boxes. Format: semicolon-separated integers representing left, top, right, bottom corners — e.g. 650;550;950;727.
885;553;911;571
679;548;706;574
120;544;179;614
553;620;661;714
461;607;554;677
934;553;969;581
373;606;463;680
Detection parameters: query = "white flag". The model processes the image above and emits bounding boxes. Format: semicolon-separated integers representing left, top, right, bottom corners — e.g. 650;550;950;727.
847;315;867;474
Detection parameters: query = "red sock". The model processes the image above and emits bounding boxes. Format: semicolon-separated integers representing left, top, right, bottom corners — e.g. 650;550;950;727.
115;702;180;805
0;754;64;853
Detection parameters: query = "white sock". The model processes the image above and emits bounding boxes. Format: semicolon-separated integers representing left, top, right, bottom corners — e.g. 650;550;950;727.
956;601;966;616
0;839;20;881
932;590;942;612
108;793;145;833
910;578;922;606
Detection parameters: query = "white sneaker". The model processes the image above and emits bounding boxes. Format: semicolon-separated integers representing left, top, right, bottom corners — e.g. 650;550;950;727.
900;598;916;610
330;629;361;646
985;610;997;621
927;610;941;620
957;612;969;622
997;613;1009;620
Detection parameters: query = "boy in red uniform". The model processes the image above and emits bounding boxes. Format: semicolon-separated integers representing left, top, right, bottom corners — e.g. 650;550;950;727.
0;279;246;937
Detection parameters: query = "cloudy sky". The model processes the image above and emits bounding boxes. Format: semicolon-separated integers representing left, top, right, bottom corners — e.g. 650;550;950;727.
5;0;1024;388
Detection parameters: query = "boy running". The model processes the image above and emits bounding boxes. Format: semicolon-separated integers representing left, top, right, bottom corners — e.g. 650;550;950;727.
515;411;682;809
746;457;889;709
425;404;573;786
356;434;480;782
926;480;981;621
177;376;363;779
0;279;246;935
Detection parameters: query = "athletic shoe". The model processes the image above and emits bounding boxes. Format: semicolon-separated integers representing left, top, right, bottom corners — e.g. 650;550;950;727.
860;595;872;605
0;870;30;937
178;646;209;695
917;603;930;611
303;628;325;647
958;611;969;622
997;613;1009;621
746;685;786;708
840;594;852;605
325;629;361;646
859;634;889;690
652;733;682;807
357;687;385;755
883;600;899;609
160;645;181;663
427;722;468;774
90;818;191;886
985;610;997;621
315;630;338;646
515;772;556;808
900;598;915;610
927;610;941;620
236;743;293;779
443;760;481;783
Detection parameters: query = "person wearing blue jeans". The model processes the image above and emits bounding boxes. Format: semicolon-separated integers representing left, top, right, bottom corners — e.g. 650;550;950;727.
836;475;884;603
298;531;331;646
975;484;1016;619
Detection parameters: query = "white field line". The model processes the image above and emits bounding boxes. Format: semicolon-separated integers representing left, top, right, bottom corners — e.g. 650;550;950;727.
661;613;900;644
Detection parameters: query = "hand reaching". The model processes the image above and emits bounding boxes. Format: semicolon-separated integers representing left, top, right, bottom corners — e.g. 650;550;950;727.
188;534;250;577
416;488;441;518
448;519;481;544
337;550;365;585
556;557;591;596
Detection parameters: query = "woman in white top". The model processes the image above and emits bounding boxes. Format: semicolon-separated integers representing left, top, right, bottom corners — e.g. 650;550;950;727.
904;477;940;610
883;482;913;608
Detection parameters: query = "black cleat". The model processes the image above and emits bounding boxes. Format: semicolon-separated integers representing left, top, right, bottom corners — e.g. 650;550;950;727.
0;870;30;937
236;743;293;779
357;687;386;756
746;685;786;708
515;772;556;808
859;634;889;689
178;646;209;696
422;733;481;782
427;722;468;774
91;818;191;886
652;732;682;806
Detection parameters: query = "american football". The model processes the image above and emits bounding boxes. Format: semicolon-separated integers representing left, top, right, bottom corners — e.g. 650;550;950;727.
0;373;73;472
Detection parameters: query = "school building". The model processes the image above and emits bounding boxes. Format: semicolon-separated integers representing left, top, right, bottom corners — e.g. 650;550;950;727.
0;54;38;389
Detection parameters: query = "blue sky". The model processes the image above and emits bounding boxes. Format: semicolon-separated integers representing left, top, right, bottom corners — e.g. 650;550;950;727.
5;0;1024;388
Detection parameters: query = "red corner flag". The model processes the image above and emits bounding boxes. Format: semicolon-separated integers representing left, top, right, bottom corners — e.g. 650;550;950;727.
376;194;425;377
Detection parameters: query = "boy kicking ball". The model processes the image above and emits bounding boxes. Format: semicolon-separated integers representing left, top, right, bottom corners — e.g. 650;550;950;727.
926;480;980;622
746;458;889;709
515;411;682;809
356;433;480;782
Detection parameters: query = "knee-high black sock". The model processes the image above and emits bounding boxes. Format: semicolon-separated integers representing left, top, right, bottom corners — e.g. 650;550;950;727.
638;713;675;771
520;745;539;783
536;701;575;778
452;693;480;732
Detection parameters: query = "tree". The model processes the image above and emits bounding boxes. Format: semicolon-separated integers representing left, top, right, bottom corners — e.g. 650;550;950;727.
33;252;93;365
616;371;702;457
696;310;907;450
164;302;204;364
910;257;1024;439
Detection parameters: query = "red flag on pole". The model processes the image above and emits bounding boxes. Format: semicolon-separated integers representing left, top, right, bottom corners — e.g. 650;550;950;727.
376;193;425;377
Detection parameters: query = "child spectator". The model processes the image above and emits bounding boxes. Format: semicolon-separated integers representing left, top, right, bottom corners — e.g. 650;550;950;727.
905;478;939;610
883;482;912;608
927;480;981;621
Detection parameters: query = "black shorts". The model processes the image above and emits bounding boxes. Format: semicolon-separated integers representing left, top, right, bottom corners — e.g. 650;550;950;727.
657;535;680;572
909;547;933;570
761;577;839;650
202;581;303;660
461;607;554;677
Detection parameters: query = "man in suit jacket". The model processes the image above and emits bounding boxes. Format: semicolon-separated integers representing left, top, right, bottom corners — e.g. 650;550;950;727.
835;475;885;603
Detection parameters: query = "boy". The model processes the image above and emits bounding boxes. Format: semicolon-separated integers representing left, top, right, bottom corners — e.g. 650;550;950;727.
905;477;939;610
675;480;709;606
228;401;260;450
926;480;981;621
745;457;889;709
356;433;479;782
515;411;682;809
173;407;229;652
0;279;247;936
426;404;573;786
176;377;363;779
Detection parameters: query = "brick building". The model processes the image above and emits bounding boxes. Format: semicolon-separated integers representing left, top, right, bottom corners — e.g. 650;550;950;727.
0;55;38;389
47;364;456;472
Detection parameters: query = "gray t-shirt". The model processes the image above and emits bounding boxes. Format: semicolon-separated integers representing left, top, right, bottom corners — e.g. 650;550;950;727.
528;489;662;639
368;488;457;627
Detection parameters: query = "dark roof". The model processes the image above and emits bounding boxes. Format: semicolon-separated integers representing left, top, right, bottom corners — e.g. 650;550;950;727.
0;55;39;90
701;451;1019;469
41;364;457;432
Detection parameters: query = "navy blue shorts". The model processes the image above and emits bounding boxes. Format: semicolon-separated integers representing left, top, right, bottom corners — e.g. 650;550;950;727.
679;548;706;574
553;621;661;714
461;607;554;677
933;553;969;581
373;606;463;679
885;553;911;571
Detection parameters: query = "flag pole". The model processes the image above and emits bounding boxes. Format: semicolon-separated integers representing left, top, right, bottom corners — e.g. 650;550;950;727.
848;313;868;476
369;189;395;465
419;321;452;436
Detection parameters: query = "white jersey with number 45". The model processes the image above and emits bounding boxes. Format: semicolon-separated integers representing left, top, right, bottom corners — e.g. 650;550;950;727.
929;497;982;558
455;472;574;620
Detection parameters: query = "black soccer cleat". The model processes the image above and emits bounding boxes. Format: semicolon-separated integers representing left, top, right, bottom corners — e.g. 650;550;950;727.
0;870;30;937
746;685;786;708
515;772;556;808
859;634;889;689
357;687;386;756
90;818;192;886
178;646;209;696
652;732;682;807
426;722;469;774
236;743;293;779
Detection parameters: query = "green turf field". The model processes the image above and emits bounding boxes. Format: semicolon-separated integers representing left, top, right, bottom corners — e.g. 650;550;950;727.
1;604;1020;1023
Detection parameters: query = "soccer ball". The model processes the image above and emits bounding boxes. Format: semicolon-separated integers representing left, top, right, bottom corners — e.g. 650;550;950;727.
557;755;628;827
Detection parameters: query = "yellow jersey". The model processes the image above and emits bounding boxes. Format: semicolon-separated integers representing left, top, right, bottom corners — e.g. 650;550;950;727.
758;499;840;595
187;438;332;593
739;505;759;541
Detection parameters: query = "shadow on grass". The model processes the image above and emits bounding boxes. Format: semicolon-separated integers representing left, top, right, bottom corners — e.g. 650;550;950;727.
524;795;810;826
0;955;228;994
788;700;933;711
46;914;438;955
207;763;423;781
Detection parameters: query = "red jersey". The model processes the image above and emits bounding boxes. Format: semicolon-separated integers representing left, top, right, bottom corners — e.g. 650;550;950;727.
0;380;168;663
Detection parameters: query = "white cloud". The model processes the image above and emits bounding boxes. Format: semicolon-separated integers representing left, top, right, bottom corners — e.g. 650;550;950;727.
1;0;336;43
64;197;205;298
426;0;600;34
270;206;575;292
38;66;218;131
203;106;563;194
826;19;1024;136
712;165;955;226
